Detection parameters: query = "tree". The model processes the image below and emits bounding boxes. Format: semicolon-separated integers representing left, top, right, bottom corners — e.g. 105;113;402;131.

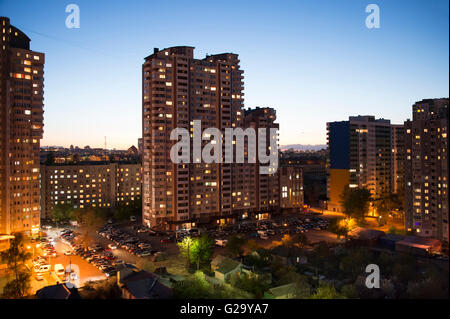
310;283;345;299
177;236;194;269
340;284;359;299
407;266;449;299
225;235;246;257
328;218;348;239
80;278;122;299
114;205;133;221
281;234;293;247
340;186;372;220
339;248;373;279
174;271;250;299
51;203;74;223
274;266;311;298
0;233;32;298
114;197;141;221
292;233;308;248
246;239;260;253
374;192;404;225
72;208;105;250
230;272;270;298
392;262;416;284
387;226;399;235
190;235;214;270
174;271;211;298
45;152;54;165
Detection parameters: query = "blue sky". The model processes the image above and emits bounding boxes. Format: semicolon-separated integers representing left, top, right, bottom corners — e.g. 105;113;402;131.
1;0;448;149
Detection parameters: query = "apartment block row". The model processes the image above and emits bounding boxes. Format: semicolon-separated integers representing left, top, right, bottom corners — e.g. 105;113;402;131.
327;98;448;242
40;163;142;219
142;47;303;230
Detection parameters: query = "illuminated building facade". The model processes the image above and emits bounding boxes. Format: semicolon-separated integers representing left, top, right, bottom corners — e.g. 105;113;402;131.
0;17;44;236
404;98;448;242
40;163;141;219
279;165;304;210
327;116;395;213
142;46;244;229
244;107;280;216
142;47;285;229
391;124;405;194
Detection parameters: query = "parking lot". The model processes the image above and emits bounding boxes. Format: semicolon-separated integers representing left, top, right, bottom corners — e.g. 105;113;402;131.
27;229;107;294
29;212;339;291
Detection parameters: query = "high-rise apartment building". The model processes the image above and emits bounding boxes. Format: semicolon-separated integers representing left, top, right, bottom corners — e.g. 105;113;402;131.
244;107;280;218
391;124;405;194
327;116;394;213
404;98;449;242
142;47;283;229
142;47;245;229
0;17;44;236
40;163;142;219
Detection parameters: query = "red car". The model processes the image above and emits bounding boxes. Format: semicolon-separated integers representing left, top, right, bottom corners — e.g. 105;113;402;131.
160;238;171;243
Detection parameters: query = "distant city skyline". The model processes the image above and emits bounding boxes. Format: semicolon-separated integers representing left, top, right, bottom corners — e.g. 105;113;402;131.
1;0;448;149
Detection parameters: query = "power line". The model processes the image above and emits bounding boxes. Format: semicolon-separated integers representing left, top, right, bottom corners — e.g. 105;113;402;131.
19;25;121;59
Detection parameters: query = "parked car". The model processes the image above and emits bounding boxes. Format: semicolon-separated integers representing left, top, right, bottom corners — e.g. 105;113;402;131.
54;264;65;278
113;260;125;266
34;264;51;273
215;239;228;247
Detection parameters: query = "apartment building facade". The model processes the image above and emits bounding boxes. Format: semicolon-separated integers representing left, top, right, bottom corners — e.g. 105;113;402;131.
279;165;304;211
327;116;396;213
142;47;287;230
0;17;44;236
244;107;280;219
391;124;405;194
404;98;449;242
40;163;142;219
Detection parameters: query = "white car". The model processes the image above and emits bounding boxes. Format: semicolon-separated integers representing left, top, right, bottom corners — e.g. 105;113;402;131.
64;250;72;256
35;273;44;281
54;264;65;277
108;244;118;250
34;264;51;273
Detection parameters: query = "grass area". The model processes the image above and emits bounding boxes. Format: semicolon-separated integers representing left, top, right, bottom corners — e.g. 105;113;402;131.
137;253;190;277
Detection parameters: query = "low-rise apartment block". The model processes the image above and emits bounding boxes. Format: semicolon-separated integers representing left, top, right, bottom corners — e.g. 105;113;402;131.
40;162;142;219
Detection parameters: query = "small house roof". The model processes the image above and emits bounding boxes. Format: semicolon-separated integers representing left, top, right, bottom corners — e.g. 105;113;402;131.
215;257;241;275
36;283;81;299
266;283;297;297
120;270;173;299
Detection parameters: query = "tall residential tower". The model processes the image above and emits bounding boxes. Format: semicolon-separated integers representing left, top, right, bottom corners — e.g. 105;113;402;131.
404;98;449;242
327;116;394;213
142;47;245;229
142;47;284;229
0;17;44;236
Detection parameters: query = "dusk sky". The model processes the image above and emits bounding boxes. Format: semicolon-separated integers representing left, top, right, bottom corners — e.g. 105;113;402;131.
1;0;448;150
